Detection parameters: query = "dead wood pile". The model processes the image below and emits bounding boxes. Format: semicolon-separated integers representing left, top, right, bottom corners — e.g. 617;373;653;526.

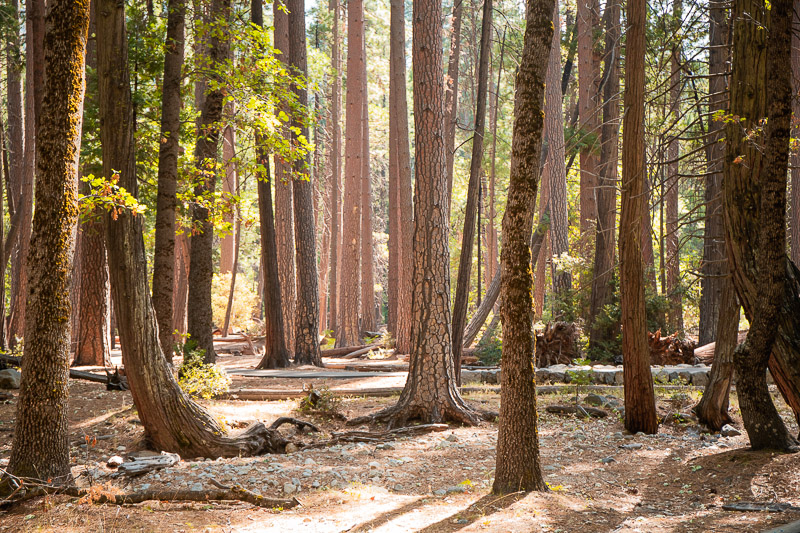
648;330;698;365
535;322;582;367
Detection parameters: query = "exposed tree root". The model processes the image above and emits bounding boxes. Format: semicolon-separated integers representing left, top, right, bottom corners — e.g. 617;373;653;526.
346;396;495;428
301;423;449;449
268;417;321;433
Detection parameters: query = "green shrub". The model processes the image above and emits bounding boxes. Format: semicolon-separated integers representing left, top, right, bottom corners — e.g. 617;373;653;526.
177;342;231;400
475;331;502;366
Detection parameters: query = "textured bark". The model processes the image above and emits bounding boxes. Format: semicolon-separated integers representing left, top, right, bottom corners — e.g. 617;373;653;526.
444;0;464;204
620;0;658;435
534;164;551;318
387;0;400;335
152;0;186;361
491;0;553;495
389;0;414;354
287;0;321;365
99;0;287;458
173;232;189;339
274;0;296;354
698;0;729;345
348;0;483;427
337;0;364;348
5;0;89;488
451;0;492;381
545;1;570;296
577;0;601;236
694;275;738;431
791;2;800;266
665;0;683;333
220;97;236;275
360;71;376;333
729;0;797;451
5;0;23;315
327;0;342;336
588;0;620;353
485;32;504;294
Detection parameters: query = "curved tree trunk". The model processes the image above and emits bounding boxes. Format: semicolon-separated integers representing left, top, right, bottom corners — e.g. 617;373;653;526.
152;0;185;361
492;0;553;495
287;0;321;365
5;0;89;488
620;0;658;435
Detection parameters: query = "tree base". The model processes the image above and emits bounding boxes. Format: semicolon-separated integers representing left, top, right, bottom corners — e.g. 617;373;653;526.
347;394;495;429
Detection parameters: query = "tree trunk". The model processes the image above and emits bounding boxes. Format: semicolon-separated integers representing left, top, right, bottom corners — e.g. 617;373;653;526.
534;164;551;318
221;209;239;336
577;0;600;238
694;274;738;431
5;0;23;312
492;0;554;495
729;0;797;451
349;0;483;427
152;0;185;361
327;0;342;337
545;0;571;297
337;0;364;348
451;0;492;382
287;0;321;365
220;99;237;276
360;69;376;333
5;0;89;489
444;0;464;205
791;2;800;266
274;0;296;355
665;0;683;333
486;32;504;293
620;0;658;435
588;0;620;354
390;0;414;355
642;173;658;294
99;0;288;458
173;232;189;340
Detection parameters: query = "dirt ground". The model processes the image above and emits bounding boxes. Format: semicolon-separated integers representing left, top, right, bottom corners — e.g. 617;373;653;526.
1;358;799;532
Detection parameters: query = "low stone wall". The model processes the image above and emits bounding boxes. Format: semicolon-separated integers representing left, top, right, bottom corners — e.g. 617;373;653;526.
462;363;715;387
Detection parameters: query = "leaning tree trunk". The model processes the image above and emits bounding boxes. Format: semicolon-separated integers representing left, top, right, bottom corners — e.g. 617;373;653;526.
99;0;289;458
287;0;321;365
5;0;90;488
152;0;185;361
348;0;485;427
620;0;658;435
451;0;492;382
728;0;798;451
491;0;554;495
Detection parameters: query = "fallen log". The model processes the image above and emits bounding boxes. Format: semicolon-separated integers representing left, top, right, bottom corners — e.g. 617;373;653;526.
545;405;608;418
301;423;448;449
1;354;129;390
342;345;382;360
694;332;748;365
722;501;800;513
117;452;180;476
320;344;377;358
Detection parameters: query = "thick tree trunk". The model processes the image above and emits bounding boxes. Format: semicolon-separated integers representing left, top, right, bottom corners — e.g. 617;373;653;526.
588;0;620;354
152;0;185;361
577;0;600;238
728;0;797;451
5;0;89;488
444;0;464;205
287;0;321;365
337;0;364;348
188;0;230;364
620;0;658;435
791;2;800;266
99;0;288;458
327;0;342;336
451;0;492;382
390;0;414;355
545;0;571;296
492;0;553;495
694;275;738;431
665;0;683;333
360;75;376;333
274;1;296;355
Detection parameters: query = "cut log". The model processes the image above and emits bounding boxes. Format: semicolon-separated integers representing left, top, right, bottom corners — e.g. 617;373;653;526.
722;501;800;513
117;452;180;476
545;405;608;418
342;345;381;359
320;344;377;358
694;332;748;365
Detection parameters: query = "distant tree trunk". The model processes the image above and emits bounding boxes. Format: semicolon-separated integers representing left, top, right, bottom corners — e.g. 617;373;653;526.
153;0;186;361
451;0;492;382
694;274;738;431
188;0;230;364
5;0;23;305
485;32;504;292
221;210;239;336
665;0;683;333
5;0;89;488
327;0;342;336
641;173;658;294
534;166;551;318
387;0;400;335
287;0;321;365
492;0;553;495
274;0;296;355
337;0;364;348
220;97;237;275
620;0;658;435
588;0;620;354
790;2;800;266
698;0;729;345
444;0;464;205
390;0;414;354
729;0;798;451
99;0;288;458
545;0;571;297
360;71;376;333
173;233;189;340
349;0;484;427
577;0;600;238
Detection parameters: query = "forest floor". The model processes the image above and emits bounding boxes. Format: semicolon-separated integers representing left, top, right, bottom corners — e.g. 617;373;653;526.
1;354;799;532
